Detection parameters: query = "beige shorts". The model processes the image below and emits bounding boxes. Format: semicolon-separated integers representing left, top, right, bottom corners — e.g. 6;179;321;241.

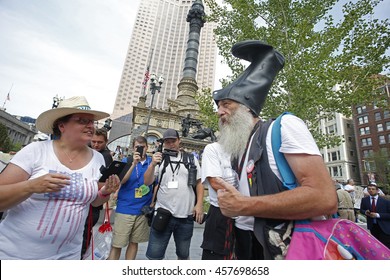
111;213;150;247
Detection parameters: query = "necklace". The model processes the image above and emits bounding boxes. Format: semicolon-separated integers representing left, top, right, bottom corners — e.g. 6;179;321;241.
62;149;79;163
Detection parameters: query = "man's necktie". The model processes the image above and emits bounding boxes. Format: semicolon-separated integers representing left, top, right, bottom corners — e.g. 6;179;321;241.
371;197;376;212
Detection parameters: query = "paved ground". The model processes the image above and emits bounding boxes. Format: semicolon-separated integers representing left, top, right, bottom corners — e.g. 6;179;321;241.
133;223;204;260
95;210;204;260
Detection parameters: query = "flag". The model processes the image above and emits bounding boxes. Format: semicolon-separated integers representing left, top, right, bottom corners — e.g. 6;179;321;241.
142;67;150;89
6;92;10;101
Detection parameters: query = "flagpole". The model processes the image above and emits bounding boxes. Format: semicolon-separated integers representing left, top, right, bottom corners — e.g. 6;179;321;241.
2;83;13;110
142;48;154;97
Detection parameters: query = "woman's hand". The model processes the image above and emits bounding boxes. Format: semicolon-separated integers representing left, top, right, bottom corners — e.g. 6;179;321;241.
28;173;71;194
100;174;120;195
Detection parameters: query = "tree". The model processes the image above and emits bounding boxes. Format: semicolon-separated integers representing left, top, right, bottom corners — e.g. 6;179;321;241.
366;149;390;193
195;88;219;132
205;0;390;148
0;123;12;153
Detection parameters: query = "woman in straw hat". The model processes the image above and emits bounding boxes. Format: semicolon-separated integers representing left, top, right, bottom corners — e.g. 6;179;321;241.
0;96;120;259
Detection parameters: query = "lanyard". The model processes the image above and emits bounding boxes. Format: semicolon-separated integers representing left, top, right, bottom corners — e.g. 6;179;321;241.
135;158;150;186
232;120;261;176
168;154;182;180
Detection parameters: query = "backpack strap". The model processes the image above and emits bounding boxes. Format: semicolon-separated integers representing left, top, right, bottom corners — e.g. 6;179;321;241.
271;112;297;190
158;154;171;184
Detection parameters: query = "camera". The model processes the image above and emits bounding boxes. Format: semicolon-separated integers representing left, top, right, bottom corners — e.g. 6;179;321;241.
136;145;144;156
141;205;154;227
155;138;163;153
163;149;178;157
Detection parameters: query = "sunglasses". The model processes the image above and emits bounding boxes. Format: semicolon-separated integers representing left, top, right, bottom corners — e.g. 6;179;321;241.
70;117;95;125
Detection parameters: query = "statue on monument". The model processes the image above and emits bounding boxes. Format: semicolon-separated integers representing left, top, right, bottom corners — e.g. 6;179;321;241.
181;114;192;137
181;114;216;142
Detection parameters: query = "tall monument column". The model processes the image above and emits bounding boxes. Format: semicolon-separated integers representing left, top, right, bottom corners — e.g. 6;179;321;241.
169;0;206;117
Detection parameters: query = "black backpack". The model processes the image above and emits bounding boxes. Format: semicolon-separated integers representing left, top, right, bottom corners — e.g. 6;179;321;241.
158;152;195;183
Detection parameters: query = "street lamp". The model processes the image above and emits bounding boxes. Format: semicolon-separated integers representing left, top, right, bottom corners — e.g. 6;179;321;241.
103;118;112;131
52;95;63;109
145;74;164;134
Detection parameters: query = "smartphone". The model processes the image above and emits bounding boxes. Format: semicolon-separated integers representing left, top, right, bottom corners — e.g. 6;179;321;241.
136;146;144;156
99;161;129;182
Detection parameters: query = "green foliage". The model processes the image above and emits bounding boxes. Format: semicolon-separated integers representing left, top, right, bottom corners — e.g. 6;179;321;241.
205;0;390;148
366;149;390;192
195;88;219;132
11;142;22;152
0;123;12;153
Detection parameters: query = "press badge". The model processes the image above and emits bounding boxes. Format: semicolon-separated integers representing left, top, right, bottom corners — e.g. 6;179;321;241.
135;188;142;198
168;180;179;189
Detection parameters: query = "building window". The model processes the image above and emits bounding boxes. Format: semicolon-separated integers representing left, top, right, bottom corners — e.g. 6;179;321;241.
358;116;369;124
356;106;366;114
379;135;386;144
327;151;341;161
331;166;342;177
363;149;373;158
384;110;390;119
377;123;384;132
361;138;372;146
327;124;337;134
375;112;382;121
386;122;390;130
359;126;370;135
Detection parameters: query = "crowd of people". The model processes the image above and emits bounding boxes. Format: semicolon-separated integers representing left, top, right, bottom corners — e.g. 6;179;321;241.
1;40;389;260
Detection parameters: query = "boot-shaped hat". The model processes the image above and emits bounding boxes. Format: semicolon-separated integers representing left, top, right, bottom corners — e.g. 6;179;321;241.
213;40;285;115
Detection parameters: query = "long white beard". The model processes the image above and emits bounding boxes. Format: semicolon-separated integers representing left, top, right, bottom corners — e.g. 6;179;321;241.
218;106;255;159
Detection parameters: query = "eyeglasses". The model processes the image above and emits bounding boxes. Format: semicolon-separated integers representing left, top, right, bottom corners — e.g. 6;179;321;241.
70;117;95;125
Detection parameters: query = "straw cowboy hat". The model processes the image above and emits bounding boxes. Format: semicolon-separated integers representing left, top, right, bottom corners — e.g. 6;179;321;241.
36;96;110;134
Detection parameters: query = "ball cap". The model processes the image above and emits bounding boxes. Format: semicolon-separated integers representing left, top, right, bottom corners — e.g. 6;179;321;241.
163;129;179;140
368;182;377;187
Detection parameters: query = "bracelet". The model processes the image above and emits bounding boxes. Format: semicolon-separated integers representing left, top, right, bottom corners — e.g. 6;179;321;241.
98;189;111;199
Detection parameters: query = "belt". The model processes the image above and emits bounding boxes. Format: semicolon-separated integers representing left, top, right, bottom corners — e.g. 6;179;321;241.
338;208;354;210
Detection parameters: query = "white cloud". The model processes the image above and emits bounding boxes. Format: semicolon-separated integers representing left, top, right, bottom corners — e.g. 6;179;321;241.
0;0;139;118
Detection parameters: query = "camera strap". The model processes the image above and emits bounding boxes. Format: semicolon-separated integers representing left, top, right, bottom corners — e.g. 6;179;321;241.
158;152;193;186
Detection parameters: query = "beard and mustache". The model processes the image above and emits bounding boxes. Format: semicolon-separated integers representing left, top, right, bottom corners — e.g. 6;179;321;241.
218;105;256;159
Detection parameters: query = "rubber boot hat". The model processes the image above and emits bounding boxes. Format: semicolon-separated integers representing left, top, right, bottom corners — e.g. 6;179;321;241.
213;40;285;115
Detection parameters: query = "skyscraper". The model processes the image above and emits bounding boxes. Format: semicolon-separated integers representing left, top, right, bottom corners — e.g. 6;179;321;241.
110;0;217;121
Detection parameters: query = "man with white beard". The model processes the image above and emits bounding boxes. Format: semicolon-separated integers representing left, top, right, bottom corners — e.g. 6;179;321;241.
212;40;337;260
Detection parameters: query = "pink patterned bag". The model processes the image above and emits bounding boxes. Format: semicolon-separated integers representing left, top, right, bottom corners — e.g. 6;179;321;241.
285;219;390;260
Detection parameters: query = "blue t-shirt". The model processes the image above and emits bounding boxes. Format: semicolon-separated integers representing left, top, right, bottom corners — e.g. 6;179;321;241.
116;156;153;215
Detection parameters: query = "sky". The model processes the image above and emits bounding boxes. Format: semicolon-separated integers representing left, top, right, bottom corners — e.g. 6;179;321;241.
0;0;389;120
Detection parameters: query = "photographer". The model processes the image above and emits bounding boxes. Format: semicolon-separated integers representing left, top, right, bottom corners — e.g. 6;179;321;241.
143;129;204;260
107;136;154;260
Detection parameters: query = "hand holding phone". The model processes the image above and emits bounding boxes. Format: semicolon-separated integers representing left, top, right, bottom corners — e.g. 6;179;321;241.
136;146;144;156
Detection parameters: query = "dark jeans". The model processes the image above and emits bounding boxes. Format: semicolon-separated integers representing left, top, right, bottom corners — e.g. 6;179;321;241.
146;215;194;260
81;206;101;259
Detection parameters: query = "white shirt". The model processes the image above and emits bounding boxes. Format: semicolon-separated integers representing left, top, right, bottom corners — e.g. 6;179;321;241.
154;151;201;218
201;142;232;207
235;115;321;231
0;141;104;259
